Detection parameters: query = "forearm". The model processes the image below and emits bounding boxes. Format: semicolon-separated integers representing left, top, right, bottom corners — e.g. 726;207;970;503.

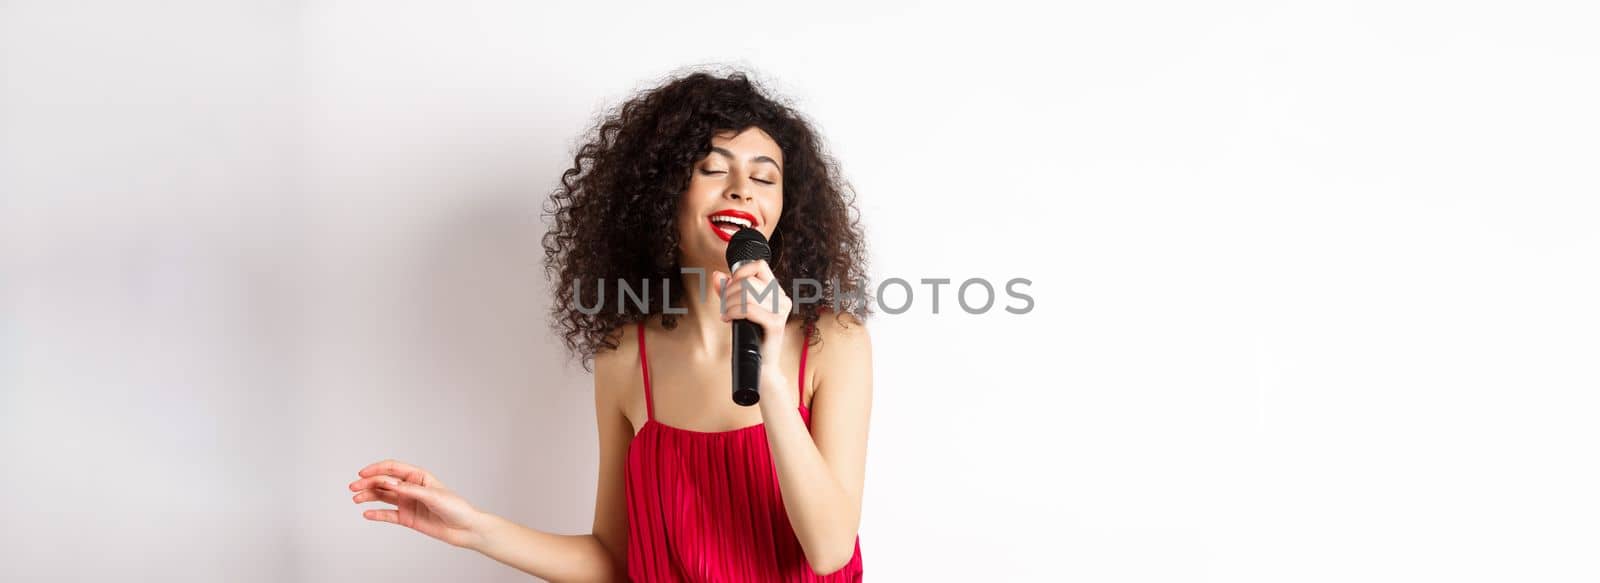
759;372;861;573
469;513;625;583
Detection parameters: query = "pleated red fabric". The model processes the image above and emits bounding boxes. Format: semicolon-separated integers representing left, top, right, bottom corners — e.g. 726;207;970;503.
625;321;864;582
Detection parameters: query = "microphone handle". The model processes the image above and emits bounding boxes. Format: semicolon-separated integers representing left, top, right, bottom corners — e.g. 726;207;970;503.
728;258;765;406
732;319;763;406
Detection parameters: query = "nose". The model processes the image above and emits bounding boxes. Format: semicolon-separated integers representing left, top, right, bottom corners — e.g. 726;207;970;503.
723;172;762;204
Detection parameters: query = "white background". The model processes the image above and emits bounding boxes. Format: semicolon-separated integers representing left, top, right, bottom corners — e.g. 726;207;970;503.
3;1;1598;581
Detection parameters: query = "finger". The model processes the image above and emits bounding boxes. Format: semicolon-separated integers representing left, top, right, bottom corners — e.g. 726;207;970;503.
376;477;439;506
722;287;765;320
358;458;427;480
724;280;785;318
720;277;742;315
751;259;775;283
729;259;770;284
722;273;781;304
357;459;437;486
349;474;422;492
363;509;400;524
724;295;785;326
353;488;401;505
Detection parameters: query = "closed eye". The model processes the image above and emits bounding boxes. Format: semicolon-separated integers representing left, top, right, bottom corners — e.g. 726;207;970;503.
701;169;775;185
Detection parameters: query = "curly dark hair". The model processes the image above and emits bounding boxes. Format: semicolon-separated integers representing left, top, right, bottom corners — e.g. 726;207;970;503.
541;67;871;370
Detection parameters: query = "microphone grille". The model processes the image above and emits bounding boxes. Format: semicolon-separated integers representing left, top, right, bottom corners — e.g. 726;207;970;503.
725;228;771;266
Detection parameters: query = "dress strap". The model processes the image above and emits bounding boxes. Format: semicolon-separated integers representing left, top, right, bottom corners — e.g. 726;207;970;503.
797;323;812;409
637;321;654;421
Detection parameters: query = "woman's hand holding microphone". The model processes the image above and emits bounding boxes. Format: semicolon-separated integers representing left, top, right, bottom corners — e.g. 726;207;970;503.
711;258;795;404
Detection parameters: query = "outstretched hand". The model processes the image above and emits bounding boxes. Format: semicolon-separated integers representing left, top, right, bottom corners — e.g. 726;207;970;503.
348;459;494;549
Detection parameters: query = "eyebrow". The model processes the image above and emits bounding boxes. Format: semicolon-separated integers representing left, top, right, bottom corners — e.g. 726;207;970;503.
709;146;782;174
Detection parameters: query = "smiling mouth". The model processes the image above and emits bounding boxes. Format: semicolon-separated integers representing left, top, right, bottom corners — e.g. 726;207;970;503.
707;214;755;242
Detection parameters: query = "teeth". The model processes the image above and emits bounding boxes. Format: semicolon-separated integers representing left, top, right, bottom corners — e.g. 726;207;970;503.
710;215;753;228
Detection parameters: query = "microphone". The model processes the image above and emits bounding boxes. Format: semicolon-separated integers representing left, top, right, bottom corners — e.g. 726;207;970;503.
725;227;771;406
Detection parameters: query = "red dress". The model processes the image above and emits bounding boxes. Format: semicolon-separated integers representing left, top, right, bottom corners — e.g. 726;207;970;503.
625;321;865;582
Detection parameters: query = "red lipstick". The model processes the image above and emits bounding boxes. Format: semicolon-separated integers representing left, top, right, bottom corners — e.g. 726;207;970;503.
706;209;759;242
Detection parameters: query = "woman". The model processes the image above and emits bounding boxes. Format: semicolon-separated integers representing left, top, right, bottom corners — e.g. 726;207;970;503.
347;69;874;582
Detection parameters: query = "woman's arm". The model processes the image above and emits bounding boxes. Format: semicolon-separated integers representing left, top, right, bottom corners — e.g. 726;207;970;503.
351;452;623;583
469;516;620;582
715;262;874;575
758;314;873;575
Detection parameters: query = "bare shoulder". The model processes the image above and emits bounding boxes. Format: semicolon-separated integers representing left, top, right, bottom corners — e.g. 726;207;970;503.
809;311;872;385
811;311;870;354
